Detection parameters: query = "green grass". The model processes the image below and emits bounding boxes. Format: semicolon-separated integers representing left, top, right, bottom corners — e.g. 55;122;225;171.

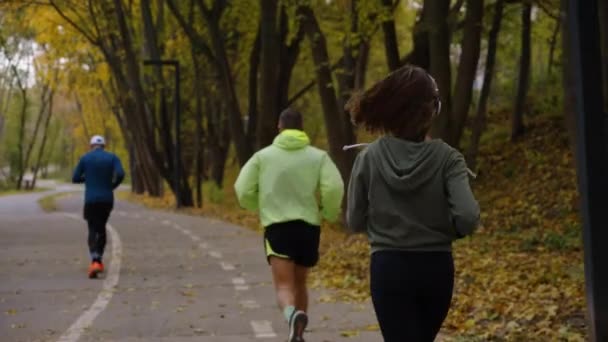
37;192;73;212
0;187;50;197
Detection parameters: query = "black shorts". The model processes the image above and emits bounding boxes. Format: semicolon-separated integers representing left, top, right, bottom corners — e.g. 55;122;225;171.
264;220;321;267
83;202;113;222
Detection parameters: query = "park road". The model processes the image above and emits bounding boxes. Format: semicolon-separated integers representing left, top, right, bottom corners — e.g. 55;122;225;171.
0;188;383;342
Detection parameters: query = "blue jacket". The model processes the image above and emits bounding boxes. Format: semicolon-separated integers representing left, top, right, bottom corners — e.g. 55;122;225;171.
72;148;125;204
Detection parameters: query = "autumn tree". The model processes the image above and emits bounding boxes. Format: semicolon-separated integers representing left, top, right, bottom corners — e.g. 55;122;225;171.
467;0;505;170
512;0;532;141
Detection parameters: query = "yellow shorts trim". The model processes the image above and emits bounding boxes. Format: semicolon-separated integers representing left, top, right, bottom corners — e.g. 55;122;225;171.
265;238;289;259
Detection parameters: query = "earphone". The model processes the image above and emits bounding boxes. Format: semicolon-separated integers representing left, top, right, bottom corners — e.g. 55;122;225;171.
426;73;441;117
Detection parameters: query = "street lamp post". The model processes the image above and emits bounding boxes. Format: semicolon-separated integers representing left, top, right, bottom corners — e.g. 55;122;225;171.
567;0;608;340
143;59;182;209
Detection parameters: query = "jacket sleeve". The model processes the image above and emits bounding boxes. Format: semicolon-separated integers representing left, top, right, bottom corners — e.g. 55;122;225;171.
346;151;369;233
319;153;344;222
445;151;480;237
72;157;85;184
112;155;126;189
234;154;260;211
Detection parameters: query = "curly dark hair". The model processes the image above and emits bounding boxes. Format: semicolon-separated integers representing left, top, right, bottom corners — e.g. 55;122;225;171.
345;64;440;142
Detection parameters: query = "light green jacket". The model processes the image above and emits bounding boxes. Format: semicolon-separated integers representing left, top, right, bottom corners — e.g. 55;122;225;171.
234;130;344;227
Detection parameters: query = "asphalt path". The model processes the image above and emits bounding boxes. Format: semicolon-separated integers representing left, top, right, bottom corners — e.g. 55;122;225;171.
1;185;382;342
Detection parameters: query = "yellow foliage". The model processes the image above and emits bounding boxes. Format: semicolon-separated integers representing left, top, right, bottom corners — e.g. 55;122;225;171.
123;116;586;340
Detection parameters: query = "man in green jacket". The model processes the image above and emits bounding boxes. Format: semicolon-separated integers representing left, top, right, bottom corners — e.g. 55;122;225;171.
235;108;344;342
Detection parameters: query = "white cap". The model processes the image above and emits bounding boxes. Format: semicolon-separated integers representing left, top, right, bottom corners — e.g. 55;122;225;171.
90;135;106;146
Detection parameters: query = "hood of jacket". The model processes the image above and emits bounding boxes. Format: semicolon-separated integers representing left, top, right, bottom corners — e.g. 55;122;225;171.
272;129;310;150
367;136;451;191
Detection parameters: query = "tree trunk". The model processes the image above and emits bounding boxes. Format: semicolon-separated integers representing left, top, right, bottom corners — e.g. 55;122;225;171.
141;0;170;198
401;6;430;69
450;0;484;148
140;0;180;200
195;101;204;208
40;124;58;180
381;0;401;71
178;176;194;207
117;78;162;197
141;0;163;144
547;18;561;76
101;79;150;195
560;0;578;162
129;144;145;194
75;95;91;139
257;0;281;149
277;7;305;112
355;42;370;89
32;90;55;188
0;89;10;141
467;0;505;170
427;0;453;142
13;67;27;190
114;0;184;200
337;0;362;147
165;0;241;175
191;49;204;208
50;1;162;195
512;1;531;141
207;101;230;188
202;10;252;166
211;136;229;188
141;0;163;66
300;5;354;182
21;84;51;187
111;71;162;196
247;29;261;146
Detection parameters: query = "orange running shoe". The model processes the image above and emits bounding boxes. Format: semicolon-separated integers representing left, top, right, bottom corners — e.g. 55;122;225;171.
88;262;103;279
98;262;105;273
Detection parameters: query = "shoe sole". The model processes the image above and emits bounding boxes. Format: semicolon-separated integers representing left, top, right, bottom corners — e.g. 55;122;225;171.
289;312;308;342
88;269;101;279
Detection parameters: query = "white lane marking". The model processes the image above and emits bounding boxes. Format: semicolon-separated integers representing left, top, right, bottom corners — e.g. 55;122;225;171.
220;261;235;271
116;211;127;217
232;277;249;291
241;300;260;309
162;220;171;226
199;242;209;249
58;214;122;342
191;235;200;242
232;277;246;285
250;320;277;338
132;213;141;219
209;251;222;259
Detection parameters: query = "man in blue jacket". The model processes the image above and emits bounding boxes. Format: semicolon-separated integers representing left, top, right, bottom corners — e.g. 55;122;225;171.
72;135;125;278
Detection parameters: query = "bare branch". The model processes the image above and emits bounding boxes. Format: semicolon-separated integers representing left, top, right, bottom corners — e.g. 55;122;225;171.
49;0;99;46
165;0;216;63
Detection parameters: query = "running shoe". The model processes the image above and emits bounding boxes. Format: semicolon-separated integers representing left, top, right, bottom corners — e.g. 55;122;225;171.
288;310;308;342
88;262;103;279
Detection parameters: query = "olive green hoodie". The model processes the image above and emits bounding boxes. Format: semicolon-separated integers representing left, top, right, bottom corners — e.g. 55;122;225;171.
346;136;479;253
235;129;344;228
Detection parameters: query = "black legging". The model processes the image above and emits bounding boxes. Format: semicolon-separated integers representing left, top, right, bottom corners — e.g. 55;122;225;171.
84;202;113;261
370;250;454;342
